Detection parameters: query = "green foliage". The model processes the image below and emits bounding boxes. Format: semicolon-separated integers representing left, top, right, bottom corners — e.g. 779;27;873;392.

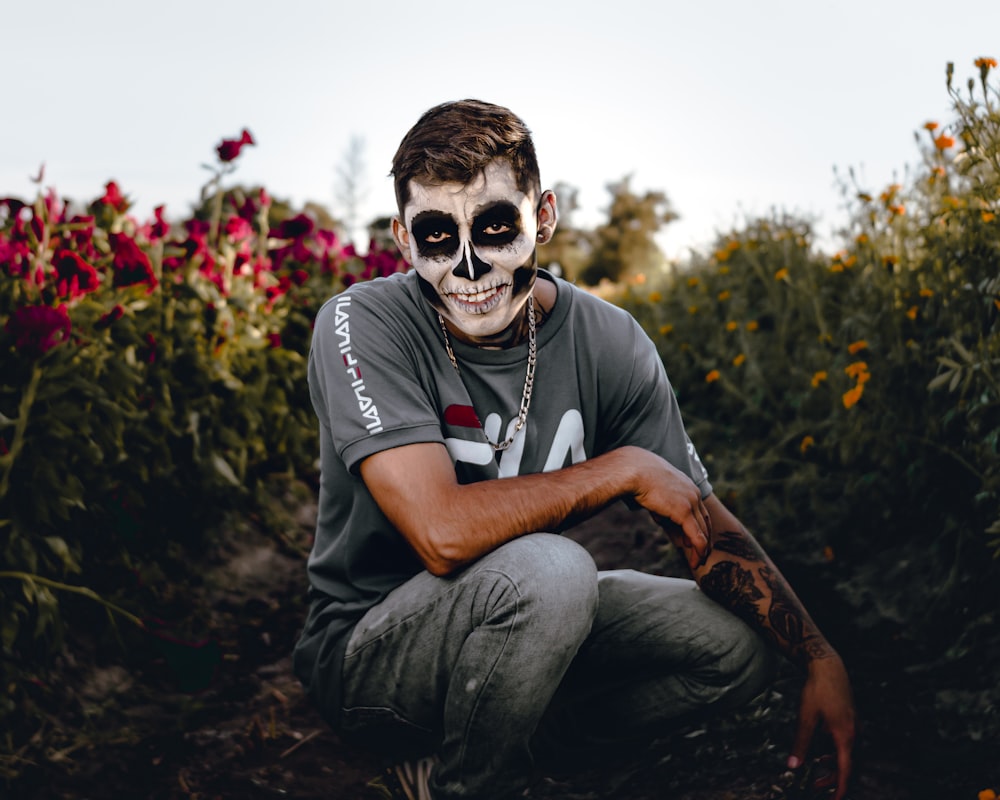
0;147;406;767
613;60;1000;653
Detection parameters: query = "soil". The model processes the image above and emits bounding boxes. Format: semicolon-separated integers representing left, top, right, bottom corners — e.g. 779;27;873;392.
6;487;999;800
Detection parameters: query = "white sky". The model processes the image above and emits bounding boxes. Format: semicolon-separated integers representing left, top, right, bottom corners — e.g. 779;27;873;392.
3;0;997;259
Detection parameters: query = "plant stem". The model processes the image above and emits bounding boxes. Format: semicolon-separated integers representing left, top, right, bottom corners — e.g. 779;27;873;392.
0;363;41;500
0;571;145;630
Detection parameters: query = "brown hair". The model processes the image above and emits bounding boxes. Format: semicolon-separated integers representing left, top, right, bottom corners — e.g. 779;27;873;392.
391;99;541;213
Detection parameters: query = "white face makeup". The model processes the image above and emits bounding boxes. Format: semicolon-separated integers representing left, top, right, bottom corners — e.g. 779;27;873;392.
394;160;543;343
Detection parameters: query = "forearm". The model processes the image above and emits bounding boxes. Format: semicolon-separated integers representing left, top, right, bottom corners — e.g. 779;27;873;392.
687;497;837;667
361;443;648;576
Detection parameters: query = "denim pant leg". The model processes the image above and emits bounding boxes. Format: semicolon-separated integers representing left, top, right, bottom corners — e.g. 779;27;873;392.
533;569;778;762
340;533;599;800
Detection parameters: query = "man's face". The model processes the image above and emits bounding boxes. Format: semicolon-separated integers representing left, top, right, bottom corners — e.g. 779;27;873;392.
393;160;543;342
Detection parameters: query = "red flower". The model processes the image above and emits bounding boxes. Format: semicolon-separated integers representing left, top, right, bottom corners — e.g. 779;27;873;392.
99;181;130;212
216;128;255;163
224;216;253;241
271;214;314;240
5;304;71;357
144;205;170;241
53;249;101;300
96;304;125;329
109;232;158;291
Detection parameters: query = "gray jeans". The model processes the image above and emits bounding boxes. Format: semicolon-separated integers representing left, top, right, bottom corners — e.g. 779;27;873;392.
341;533;775;800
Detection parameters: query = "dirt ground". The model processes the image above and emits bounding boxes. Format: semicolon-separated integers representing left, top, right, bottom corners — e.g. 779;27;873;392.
6;493;999;800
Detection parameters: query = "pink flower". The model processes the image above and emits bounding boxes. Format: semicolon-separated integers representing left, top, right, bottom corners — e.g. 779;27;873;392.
53;249;101;300
96;304;125;329
109;232;158;290
5;304;72;356
216;128;255;163
224;216;253;241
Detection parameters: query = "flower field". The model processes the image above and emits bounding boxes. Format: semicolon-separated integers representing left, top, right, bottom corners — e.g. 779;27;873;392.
2;62;999;797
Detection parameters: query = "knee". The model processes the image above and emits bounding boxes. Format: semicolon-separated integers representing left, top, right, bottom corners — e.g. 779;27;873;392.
478;533;598;631
716;624;778;705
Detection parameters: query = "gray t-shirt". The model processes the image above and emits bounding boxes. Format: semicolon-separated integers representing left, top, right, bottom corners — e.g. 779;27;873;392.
293;269;710;724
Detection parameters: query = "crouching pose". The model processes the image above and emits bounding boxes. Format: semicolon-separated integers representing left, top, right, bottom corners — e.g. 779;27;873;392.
294;99;855;800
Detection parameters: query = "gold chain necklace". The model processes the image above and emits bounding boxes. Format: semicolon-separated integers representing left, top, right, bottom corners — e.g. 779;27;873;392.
438;294;537;452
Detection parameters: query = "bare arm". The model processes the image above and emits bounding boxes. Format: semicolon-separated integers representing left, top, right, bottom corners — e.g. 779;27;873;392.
663;495;856;800
359;442;712;577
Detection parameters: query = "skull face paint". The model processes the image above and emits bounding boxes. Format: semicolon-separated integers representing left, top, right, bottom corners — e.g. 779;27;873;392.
394;160;541;343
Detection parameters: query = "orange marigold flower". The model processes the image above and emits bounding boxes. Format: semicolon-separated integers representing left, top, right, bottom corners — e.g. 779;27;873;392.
688;305;699;315
842;384;864;409
823;545;835;562
994;299;1000;312
659;324;674;335
634;273;647;284
811;371;828;388
983;211;996;223
746;320;759;332
919;288;934;297
687;276;700;287
648;290;663;303
844;361;869;380
800;435;815;453
923;121;939;131
718;290;731;301
974;57;998;69
934;134;956;150
774;268;789;281
847;340;868;354
715;249;731;262
830;263;845;273
719;266;730;275
705;369;721;383
977;789;997;800
883;255;898;267
732;353;746;366
889;204;906;216
726;320;739;331
906;305;918;320
855;233;869;244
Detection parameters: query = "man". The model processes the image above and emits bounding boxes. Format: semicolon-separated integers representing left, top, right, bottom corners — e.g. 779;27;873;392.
293;99;855;800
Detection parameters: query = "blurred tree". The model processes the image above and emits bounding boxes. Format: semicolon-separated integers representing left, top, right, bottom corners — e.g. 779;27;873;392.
578;176;677;285
334;135;369;245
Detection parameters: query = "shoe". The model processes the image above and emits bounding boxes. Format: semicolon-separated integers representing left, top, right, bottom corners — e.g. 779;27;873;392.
368;756;437;800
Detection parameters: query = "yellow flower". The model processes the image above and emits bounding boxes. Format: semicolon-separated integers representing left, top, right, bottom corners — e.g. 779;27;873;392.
714;248;731;262
906;305;918;320
705;369;721;383
800;435;815;453
717;290;731;301
687;276;700;287
719;266;730;275
726;320;739;331
830;263;845;273
774;268;789;281
983;211;996;223
746;320;759;332
648;290;663;303
919;288;934;297
688;305;699;315
659;324;674;335
847;340;868;355
811;371;828;388
732;353;746;366
855;233;869;244
842;384;864;409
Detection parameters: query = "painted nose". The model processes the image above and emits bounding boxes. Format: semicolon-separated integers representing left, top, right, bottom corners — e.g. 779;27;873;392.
453;241;492;281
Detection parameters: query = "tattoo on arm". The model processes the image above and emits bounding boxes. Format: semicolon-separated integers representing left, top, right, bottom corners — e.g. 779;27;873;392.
703;529;829;662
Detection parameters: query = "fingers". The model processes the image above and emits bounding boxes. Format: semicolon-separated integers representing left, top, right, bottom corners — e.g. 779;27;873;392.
788;705;818;772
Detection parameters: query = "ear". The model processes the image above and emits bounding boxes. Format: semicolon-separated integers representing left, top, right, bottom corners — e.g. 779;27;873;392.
535;190;558;245
391;216;412;262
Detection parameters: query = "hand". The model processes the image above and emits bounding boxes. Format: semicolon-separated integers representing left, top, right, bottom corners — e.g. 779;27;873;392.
628;449;712;563
789;654;856;800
